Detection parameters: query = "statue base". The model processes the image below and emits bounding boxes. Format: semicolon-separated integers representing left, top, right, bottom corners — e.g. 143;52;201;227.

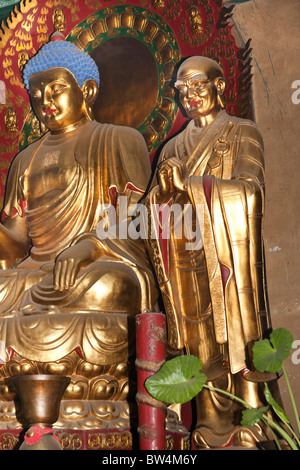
0;312;190;450
0;425;190;450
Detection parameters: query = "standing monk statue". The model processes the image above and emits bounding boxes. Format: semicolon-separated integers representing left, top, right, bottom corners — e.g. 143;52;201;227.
144;56;278;448
0;33;157;369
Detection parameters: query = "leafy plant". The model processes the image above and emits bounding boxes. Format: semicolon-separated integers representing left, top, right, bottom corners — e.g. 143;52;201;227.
145;327;300;450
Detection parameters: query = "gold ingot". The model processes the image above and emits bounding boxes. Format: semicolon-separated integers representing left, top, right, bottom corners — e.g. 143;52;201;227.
133;13;147;32
163;61;175;81
153;30;168;50
120;11;134;28
143;126;157;149
143;20;159;39
160;98;174;117
160;44;174;63
77;27;95;47
90;19;107;36
105;13;120;30
152;113;168;133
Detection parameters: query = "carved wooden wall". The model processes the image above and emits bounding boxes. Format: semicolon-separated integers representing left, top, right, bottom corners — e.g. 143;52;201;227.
0;0;253;207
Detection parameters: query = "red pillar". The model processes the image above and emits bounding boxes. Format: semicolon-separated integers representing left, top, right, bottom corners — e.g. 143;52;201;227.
135;312;166;450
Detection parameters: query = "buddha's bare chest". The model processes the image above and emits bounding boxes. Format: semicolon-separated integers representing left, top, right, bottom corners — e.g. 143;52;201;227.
22;142;77;206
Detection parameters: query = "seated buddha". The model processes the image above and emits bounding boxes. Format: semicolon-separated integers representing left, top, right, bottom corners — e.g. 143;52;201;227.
0;33;158;432
0;34;157;317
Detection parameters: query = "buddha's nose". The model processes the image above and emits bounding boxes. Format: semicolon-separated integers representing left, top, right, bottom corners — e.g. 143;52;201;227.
42;89;53;108
187;87;196;98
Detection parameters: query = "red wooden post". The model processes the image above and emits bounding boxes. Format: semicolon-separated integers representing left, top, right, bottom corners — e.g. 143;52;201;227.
135;312;166;450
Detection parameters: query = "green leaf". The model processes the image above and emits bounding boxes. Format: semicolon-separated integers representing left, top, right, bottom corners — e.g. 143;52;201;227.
252;328;294;373
270;328;294;354
264;382;291;424
241;406;269;426
145;355;207;404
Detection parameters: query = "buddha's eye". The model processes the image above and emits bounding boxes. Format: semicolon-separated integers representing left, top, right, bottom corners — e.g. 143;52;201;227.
176;86;187;94
51;83;67;95
192;80;209;91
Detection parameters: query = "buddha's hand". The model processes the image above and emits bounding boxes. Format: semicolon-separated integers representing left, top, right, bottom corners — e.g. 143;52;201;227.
157;157;188;202
54;238;100;291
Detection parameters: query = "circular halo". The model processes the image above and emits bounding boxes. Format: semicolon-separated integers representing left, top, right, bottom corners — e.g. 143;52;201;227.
67;5;181;153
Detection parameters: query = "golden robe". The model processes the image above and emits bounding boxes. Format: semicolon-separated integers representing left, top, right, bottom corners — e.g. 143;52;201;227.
0;120;157;317
144;110;270;375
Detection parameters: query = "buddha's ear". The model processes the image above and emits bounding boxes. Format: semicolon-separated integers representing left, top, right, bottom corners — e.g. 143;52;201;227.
82;79;98;104
215;77;226;96
214;77;226;109
82;79;98;121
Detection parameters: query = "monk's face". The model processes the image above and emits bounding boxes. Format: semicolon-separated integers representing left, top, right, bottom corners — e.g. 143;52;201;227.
175;73;220;120
29;67;86;132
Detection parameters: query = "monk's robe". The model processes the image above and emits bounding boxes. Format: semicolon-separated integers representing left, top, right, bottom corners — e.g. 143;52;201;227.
0;120;157;317
144;110;270;376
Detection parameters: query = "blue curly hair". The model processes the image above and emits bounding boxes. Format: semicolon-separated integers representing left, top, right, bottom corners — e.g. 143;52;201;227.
23;40;100;92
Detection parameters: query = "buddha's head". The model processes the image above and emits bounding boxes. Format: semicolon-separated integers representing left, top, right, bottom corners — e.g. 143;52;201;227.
23;33;100;133
175;56;226;124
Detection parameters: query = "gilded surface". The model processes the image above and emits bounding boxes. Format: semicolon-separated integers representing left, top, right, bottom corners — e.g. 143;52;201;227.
143;56;277;448
0;0;260;446
0;34;160;446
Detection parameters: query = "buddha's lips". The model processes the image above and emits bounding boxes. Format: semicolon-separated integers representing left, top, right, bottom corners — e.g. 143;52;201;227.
44;108;57;115
188;100;202;107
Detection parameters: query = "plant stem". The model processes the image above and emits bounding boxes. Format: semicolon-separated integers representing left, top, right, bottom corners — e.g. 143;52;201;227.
262;414;298;450
203;384;252;409
203;384;299;450
261;419;282;450
282;365;300;435
284;422;300;448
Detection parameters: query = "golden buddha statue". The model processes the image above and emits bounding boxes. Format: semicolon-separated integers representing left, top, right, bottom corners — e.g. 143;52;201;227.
0;33;158;434
143;56;279;448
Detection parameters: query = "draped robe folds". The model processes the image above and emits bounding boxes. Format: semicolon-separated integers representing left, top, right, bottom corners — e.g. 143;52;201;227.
0;120;158;364
145;111;270;375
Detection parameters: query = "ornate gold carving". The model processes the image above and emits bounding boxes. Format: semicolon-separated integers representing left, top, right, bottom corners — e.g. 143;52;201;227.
5;107;18;132
158;0;182;22
189;6;203;35
0;398;135;431
87;431;132;450
56;431;83;450
0;350;134;403
179;0;214;46
165;434;174;449
0;432;19;450
18;50;29;77
152;0;165;9
52;6;65;32
0;0;38;53
181;436;191;450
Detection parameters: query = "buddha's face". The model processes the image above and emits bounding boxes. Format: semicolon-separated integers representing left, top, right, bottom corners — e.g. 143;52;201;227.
175;73;221;119
175;58;225;123
28;67;86;132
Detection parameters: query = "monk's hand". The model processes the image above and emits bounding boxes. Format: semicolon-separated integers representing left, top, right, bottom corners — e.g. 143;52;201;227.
157;157;188;201
54;239;100;291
